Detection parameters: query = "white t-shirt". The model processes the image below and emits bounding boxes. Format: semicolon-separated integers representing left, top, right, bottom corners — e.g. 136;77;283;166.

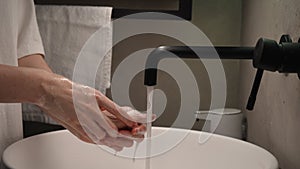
0;0;44;166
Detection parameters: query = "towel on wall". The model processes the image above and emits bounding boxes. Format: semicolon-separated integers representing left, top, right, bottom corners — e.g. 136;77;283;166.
22;5;113;124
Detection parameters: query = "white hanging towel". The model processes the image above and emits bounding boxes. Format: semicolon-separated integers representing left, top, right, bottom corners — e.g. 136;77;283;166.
22;5;113;124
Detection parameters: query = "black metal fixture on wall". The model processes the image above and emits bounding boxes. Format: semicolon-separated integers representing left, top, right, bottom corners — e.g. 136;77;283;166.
144;35;300;111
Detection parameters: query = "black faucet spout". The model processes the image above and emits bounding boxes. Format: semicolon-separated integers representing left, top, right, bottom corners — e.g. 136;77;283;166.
144;46;254;86
144;35;300;111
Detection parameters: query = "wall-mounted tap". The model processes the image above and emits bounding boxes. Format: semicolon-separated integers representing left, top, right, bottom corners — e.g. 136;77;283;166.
144;35;300;111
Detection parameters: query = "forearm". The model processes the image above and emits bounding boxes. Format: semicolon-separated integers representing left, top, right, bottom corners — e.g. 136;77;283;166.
0;64;48;104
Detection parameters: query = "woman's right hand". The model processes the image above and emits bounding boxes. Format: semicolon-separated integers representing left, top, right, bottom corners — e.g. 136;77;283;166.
35;72;154;151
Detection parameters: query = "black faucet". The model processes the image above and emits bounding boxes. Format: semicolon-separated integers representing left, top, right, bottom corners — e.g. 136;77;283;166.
144;35;300;111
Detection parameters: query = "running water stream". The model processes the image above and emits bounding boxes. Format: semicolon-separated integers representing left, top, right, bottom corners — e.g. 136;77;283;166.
145;86;154;169
132;86;153;169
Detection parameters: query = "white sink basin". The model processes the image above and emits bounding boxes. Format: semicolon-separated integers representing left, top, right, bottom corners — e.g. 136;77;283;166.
3;127;278;169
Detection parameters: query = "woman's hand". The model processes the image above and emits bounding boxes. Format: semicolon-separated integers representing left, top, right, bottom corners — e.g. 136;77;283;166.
102;106;155;137
1;61;154;151
35;73;154;151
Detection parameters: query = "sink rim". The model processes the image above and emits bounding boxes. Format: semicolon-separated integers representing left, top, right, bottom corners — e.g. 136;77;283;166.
3;127;279;169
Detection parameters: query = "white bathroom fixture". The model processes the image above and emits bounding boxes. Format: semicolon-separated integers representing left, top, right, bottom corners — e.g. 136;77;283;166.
195;108;243;139
3;127;278;169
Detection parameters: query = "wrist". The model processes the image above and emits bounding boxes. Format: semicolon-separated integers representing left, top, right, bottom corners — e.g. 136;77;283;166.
0;65;55;105
34;72;73;108
28;69;53;106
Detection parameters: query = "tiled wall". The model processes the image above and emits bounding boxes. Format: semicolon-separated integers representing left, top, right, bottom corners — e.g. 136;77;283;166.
240;0;300;169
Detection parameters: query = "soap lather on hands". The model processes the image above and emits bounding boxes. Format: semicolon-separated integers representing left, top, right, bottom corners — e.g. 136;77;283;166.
36;73;155;151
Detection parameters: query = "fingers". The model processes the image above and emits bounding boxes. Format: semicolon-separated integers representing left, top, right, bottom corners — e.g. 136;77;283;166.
95;90;157;130
81;123;107;142
111;146;123;152
60;117;107;145
120;106;157;124
79;115;119;140
41;80;147;149
98;134;134;152
100;115;119;137
63;122;95;144
132;124;146;136
102;109;148;139
95;93;136;127
101;106;152;138
105;136;134;148
76;102;119;138
120;130;144;143
65;120;140;151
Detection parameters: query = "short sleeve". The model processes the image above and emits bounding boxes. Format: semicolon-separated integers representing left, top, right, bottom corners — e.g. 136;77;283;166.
17;0;45;59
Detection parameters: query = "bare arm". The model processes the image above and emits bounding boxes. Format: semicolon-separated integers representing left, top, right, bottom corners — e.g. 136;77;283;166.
0;64;48;104
0;54;52;103
1;55;152;149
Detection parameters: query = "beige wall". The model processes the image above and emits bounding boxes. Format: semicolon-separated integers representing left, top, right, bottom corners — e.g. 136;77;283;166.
108;0;242;129
240;0;300;169
191;0;242;110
